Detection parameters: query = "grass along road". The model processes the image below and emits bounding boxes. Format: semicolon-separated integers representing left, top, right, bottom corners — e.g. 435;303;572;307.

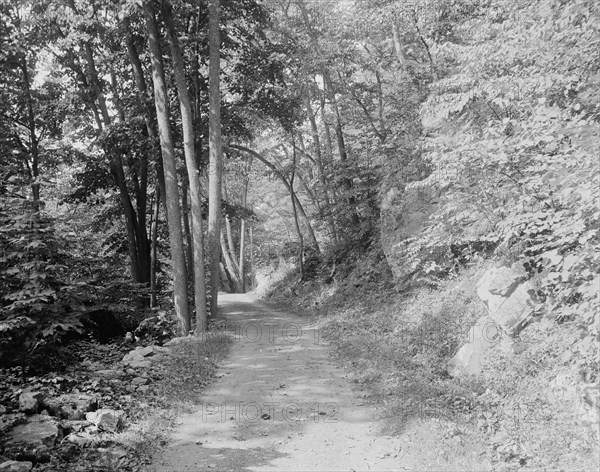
151;292;489;472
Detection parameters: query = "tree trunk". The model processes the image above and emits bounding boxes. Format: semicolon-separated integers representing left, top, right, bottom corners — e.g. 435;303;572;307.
208;0;223;317
305;96;337;241
238;218;246;292
123;17;168;215
162;0;208;333
298;0;359;227
220;231;243;293
20;58;40;214
144;1;190;335
224;216;240;274
290;139;304;279
238;155;251;293
392;21;409;78
181;181;194;282
150;185;160;308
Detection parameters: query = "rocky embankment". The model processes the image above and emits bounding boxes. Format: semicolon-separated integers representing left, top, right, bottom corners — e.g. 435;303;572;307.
0;339;176;472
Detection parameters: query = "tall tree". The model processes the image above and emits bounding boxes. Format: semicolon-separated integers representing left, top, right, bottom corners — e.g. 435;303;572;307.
143;1;190;334
161;0;208;332
207;0;223;317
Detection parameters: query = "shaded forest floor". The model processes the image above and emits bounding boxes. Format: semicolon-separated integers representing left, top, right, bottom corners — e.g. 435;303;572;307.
0;330;231;471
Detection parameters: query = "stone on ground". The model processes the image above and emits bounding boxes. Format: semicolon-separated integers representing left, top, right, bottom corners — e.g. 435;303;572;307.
0;460;33;472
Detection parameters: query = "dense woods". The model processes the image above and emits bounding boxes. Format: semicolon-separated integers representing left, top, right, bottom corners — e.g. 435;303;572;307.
0;0;598;470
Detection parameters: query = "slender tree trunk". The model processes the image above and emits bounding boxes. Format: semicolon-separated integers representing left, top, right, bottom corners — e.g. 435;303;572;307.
220;231;243;292
320;96;336;170
109;68;151;284
20;58;39;214
123;17;168;215
318;91;340;240
299;0;359;227
81;36;151;285
221;178;242;290
305;96;337;240
162;0;208;332
144;2;190;335
181;181;194;281
110;159;142;282
238;218;246;292
208;0;223;317
150;185;160;308
224;216;240;273
220;262;234;293
392;22;409;78
238;156;251;293
249;224;254;289
290;139;304;279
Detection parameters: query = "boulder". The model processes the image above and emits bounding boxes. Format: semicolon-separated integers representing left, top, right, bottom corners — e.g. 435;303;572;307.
18;392;43;414
380;182;440;282
485;266;523;296
0;414;26;435
63;432;94;447
3;416;59;448
449;266;537;378
448;316;512;377
131;377;148;386
43;394;98;420
0;461;33;472
85;409;124;433
61;420;91;434
122;345;170;368
477;267;533;335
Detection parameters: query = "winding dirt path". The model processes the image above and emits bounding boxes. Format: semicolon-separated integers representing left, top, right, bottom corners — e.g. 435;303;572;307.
151;293;488;472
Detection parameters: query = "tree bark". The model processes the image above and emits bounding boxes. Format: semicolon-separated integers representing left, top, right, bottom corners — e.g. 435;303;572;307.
239;218;246;292
123;17;168;215
20;58;40;214
305;96;337;241
220;230;243;293
79;39;151;285
290;138;304;279
392;21;409;77
208;0;223;317
162;0;208;332
298;1;359;227
181;180;194;281
150;185;160;308
144;1;191;335
238;155;252;293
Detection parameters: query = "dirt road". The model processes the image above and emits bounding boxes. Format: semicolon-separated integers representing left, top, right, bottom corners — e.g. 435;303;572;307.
151;293;489;472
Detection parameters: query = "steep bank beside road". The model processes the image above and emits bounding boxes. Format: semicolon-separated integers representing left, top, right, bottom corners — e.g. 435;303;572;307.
265;253;599;472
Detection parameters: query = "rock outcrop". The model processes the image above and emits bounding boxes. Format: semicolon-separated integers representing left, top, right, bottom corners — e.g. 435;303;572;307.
448;265;534;377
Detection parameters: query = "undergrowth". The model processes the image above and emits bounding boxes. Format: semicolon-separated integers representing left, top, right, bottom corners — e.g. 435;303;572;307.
123;332;233;469
262;248;599;471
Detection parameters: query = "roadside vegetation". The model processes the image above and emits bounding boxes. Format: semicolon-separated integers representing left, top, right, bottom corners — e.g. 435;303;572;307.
1;0;598;470
264;245;599;471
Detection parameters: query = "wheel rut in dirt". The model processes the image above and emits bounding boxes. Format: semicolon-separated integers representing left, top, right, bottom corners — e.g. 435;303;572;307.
152;292;403;472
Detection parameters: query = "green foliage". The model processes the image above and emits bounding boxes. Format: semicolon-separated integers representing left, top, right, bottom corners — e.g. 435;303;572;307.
0;197;85;366
395;0;599;294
